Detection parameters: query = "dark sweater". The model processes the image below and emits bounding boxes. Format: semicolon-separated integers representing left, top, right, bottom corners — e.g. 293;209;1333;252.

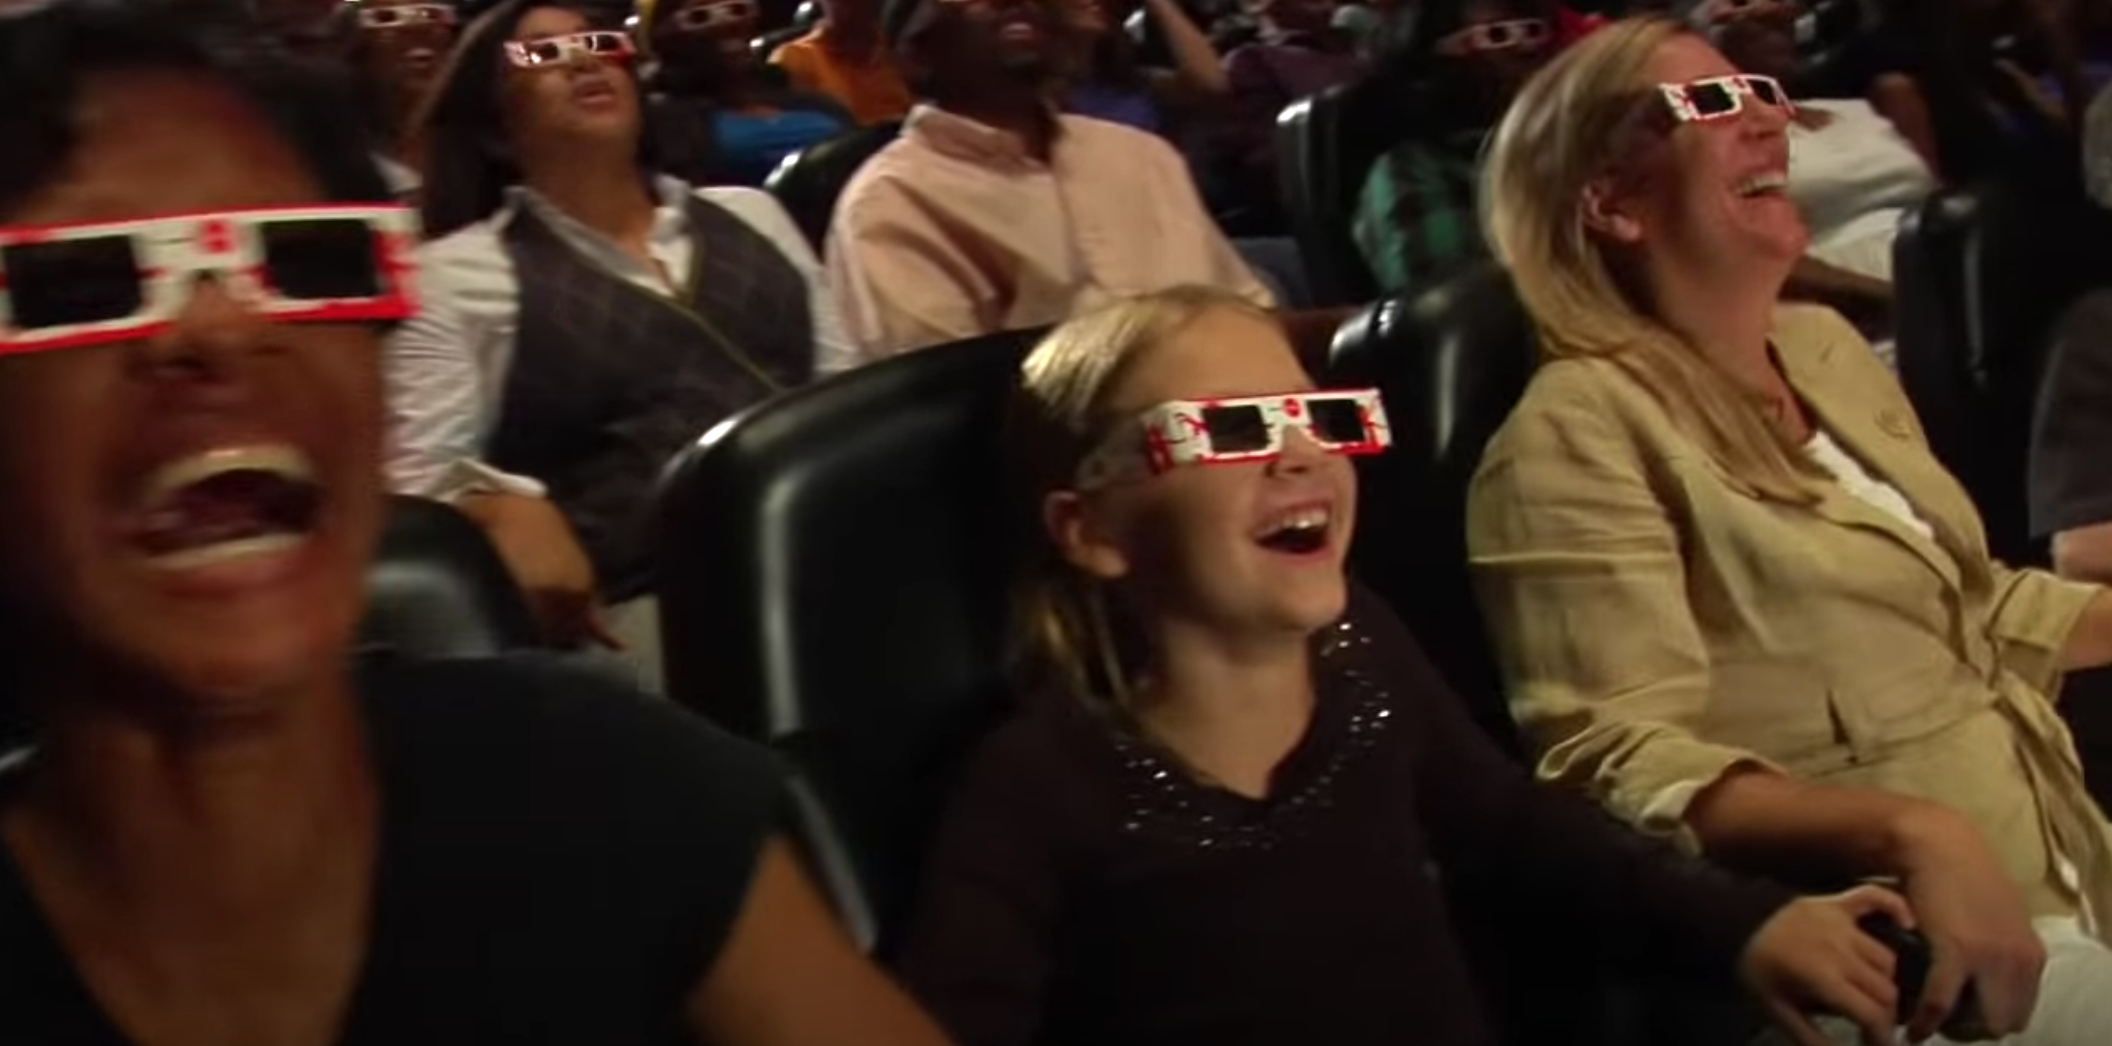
0;654;786;1045
895;591;1792;1046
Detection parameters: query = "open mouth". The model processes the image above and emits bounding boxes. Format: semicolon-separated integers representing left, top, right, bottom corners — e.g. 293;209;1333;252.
1733;170;1789;198
1253;503;1332;557
129;446;322;572
998;19;1041;42
402;46;439;72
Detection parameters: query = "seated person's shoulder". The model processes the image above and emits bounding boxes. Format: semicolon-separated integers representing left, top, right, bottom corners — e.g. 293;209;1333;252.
359;652;784;827
1482;352;1660;468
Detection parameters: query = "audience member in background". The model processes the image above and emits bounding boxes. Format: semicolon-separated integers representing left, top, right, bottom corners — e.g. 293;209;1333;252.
772;0;916;122
1469;19;2112;1044
1329;0;1398;52
1688;0;1939;282
1058;0;1228;134
826;0;1276;360
1351;0;1557;297
640;0;853;185
350;0;458;202
396;0;847;683
1876;0;2080;186
899;286;1925;1046
0;3;954;1043
1215;0;1364;226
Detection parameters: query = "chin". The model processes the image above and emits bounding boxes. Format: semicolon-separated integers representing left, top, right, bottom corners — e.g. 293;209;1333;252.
1272;571;1350;634
127;617;352;716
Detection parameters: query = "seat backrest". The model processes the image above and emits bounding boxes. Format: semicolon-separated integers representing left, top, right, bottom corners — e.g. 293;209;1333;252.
764;120;905;253
1274;76;1401;306
1893;181;2112;563
1326;262;1535;756
655;328;1042;954
358;495;542;660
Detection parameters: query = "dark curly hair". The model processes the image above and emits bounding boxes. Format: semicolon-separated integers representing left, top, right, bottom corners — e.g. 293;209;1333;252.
0;0;391;219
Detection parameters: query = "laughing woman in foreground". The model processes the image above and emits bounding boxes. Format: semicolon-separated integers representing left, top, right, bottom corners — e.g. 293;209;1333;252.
0;3;950;1043
895;286;1930;1046
1466;16;2112;1045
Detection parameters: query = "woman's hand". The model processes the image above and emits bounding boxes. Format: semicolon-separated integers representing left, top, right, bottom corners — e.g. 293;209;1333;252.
455;492;623;650
1740;885;1913;1046
1894;810;2046;1041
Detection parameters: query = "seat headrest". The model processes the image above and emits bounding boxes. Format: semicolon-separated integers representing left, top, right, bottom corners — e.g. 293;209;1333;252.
656;327;1043;740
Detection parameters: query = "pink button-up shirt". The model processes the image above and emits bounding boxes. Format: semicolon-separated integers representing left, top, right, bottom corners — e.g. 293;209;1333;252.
824;105;1275;366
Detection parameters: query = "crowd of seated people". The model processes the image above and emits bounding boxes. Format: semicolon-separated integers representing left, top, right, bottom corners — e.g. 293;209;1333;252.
13;0;2112;1042
640;0;855;186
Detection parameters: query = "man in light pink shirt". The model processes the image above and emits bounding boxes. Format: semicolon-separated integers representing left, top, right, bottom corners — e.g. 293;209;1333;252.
822;0;1279;366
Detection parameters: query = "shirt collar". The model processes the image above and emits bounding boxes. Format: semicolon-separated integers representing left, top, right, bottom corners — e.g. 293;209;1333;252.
903;104;1065;171
503;173;694;243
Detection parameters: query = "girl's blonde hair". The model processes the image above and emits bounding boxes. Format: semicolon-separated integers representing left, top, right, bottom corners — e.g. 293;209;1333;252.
1480;15;1821;503
1008;286;1278;713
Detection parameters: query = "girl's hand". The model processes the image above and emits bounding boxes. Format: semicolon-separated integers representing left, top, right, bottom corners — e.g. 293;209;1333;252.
1739;885;1915;1046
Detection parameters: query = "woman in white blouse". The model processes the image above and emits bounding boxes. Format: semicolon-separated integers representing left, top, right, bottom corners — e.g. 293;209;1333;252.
390;0;849;685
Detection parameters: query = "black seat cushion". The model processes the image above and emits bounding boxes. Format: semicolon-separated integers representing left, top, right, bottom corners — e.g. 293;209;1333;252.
1893;181;2112;564
1327;263;1534;757
1275;75;1402;307
358;495;542;661
655;327;1044;953
765;120;905;253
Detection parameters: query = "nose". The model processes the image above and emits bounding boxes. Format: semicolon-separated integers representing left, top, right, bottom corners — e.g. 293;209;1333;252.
1740;90;1789;136
1269;425;1330;475
132;276;275;395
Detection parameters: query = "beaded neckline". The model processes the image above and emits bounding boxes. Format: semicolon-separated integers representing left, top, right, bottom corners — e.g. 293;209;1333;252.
1108;616;1395;853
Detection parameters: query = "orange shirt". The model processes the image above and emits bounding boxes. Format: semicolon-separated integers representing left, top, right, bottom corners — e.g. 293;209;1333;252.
770;25;913;126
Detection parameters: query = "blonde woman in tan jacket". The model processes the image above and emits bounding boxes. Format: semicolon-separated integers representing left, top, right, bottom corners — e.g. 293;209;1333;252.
1465;16;2112;1045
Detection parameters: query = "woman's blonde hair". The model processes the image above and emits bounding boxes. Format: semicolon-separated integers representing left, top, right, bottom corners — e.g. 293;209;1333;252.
1008;286;1278;713
1481;15;1820;503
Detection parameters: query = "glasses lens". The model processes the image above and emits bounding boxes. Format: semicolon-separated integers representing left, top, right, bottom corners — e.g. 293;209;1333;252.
3;237;145;332
1484;22;1514;44
1200;404;1272;454
582;31;625;52
1746;77;1783;106
364;7;404;25
1686;80;1739;116
1306;398;1371;445
261;219;382;301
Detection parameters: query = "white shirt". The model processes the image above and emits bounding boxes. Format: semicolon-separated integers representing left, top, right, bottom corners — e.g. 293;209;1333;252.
385;177;850;500
1787;99;1938;284
1804;428;1935;540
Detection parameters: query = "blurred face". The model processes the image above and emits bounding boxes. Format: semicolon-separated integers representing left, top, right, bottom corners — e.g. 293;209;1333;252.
1591;35;1806;284
1439;0;1556;112
357;0;460;100
0;70;386;710
1063;0;1118;38
1703;0;1799;82
921;0;1066;87
1048;309;1359;643
498;6;641;152
653;0;761;72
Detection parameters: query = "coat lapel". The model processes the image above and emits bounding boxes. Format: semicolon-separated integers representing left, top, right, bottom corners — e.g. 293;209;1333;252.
1774;311;1973;594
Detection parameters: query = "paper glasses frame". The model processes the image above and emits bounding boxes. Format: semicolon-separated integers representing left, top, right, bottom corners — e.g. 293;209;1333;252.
0;205;421;356
1076;389;1393;490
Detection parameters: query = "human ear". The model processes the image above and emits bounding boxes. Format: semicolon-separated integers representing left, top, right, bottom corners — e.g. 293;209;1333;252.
1043;490;1130;581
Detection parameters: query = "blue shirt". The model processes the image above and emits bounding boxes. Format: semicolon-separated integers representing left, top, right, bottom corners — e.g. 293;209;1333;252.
710;107;848;186
1065;81;1162;136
